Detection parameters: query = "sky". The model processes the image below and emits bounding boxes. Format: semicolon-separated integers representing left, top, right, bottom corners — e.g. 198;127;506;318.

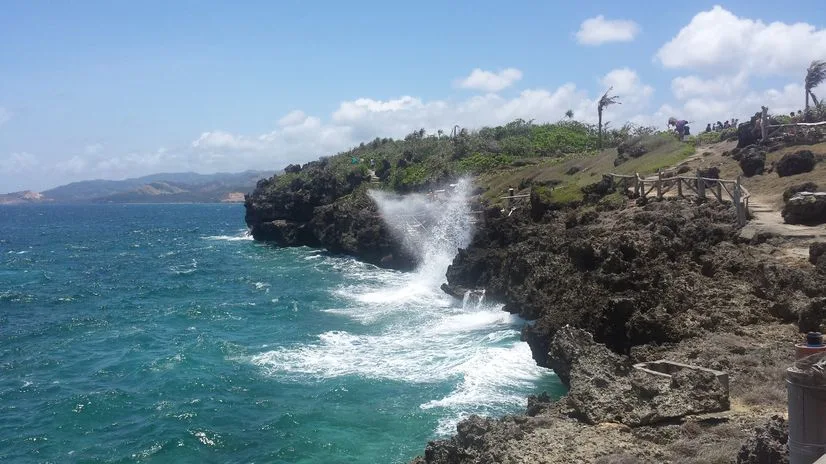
1;1;825;192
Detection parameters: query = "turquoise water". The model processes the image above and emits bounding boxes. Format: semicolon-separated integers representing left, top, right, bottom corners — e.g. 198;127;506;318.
0;204;560;463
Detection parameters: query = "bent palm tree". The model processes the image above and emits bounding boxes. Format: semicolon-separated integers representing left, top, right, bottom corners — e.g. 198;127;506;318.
598;88;621;149
805;60;826;121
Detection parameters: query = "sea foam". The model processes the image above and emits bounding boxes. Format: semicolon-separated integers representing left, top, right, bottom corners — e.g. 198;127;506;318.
251;179;553;435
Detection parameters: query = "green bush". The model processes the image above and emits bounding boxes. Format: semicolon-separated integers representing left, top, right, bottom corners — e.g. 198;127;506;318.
531;122;595;155
457;153;514;174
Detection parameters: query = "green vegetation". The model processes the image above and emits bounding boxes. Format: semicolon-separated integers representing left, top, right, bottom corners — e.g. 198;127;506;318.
254;117;700;210
694;128;737;146
258;118;663;195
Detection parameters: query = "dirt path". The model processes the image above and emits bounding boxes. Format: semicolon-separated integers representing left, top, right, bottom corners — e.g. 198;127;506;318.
650;141;825;257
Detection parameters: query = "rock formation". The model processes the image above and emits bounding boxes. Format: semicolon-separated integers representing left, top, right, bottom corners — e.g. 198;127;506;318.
776;150;816;177
782;192;826;225
245;162;416;269
442;195;823;365
739;146;767;177
736;416;789;464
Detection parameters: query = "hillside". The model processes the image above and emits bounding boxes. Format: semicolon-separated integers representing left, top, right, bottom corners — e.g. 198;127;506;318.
0;190;50;205
13;170;275;203
243;119;693;268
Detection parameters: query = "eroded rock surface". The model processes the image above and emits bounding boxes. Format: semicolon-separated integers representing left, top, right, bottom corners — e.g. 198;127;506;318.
444;197;824;366
245;162;416;269
736;416;789;464
782;192;826;225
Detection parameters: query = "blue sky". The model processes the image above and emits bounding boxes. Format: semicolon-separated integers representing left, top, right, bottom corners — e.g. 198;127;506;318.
1;1;825;192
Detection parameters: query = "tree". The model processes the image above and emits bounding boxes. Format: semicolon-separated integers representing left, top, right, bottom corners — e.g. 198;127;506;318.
597;87;621;149
565;109;574;119
805;60;826;121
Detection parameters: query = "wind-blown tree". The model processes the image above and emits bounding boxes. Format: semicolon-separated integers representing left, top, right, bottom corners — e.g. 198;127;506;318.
805;60;826;121
565;109;574;119
597;87;621;149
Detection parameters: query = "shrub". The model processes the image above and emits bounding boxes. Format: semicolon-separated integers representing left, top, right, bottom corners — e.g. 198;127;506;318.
457;153;514;174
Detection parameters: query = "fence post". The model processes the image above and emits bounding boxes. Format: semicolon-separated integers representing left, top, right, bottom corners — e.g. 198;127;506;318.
508;187;514;209
697;170;705;200
734;177;746;226
633;174;639;198
656;172;663;199
761;106;768;142
677;176;683;197
715;182;723;202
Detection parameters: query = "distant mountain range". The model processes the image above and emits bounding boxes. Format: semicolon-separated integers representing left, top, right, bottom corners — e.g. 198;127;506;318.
0;170;275;205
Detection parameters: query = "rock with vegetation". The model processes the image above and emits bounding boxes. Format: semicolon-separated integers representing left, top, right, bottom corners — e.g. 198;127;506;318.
245;119;660;266
782;192;826;225
776;150;816;177
783;182;819;203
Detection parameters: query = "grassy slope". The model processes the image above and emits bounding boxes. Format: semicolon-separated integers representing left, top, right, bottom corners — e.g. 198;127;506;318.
476;134;696;204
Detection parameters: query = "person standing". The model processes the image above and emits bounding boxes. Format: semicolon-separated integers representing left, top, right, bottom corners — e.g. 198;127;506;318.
668;117;689;141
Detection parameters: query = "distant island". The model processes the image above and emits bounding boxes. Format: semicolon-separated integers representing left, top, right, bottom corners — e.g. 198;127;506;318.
0;170;274;205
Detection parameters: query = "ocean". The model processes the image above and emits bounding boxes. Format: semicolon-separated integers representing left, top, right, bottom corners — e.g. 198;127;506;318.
0;201;561;463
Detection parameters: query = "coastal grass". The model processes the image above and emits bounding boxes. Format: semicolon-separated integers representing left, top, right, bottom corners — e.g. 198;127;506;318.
476;133;696;205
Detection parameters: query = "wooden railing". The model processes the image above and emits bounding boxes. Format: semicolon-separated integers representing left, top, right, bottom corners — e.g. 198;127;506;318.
606;171;751;226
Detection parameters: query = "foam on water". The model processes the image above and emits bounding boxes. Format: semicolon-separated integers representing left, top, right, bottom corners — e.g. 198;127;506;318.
251;179;553;435
203;230;253;241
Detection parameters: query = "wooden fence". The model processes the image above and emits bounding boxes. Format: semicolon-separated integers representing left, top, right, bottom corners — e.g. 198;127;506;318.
606;171;751;226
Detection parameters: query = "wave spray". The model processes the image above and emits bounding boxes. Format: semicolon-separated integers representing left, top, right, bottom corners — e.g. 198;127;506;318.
251;178;553;436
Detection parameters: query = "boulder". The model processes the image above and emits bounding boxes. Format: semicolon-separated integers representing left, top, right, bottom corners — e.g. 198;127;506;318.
810;242;826;265
783;182;819;203
797;298;826;333
736;415;789;464
284;163;302;174
548;326;629;388
776;150;815;177
782;192;826;225
548;328;729;426
737;121;760;149
739;147;766;177
698;167;720;179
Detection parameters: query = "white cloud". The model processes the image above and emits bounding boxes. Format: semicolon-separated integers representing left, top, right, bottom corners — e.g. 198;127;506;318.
670;73;749;100
576;15;640;45
278;110;308;126
455;68;523;92
601;68;654;104
665;83;802;126
5;67;662;191
55;155;89;174
0;107;11;127
0;152;37;174
181;67;656;171
191;130;263;151
656;5;826;76
84;143;103;155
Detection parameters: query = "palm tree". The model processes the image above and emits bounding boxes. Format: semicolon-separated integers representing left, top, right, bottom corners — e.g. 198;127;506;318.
597;87;621;149
565;109;574;119
805;60;826;121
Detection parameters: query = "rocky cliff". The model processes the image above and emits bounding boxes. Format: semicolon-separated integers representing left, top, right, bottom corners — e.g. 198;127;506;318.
244;160;417;269
442;192;824;367
415;188;826;463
